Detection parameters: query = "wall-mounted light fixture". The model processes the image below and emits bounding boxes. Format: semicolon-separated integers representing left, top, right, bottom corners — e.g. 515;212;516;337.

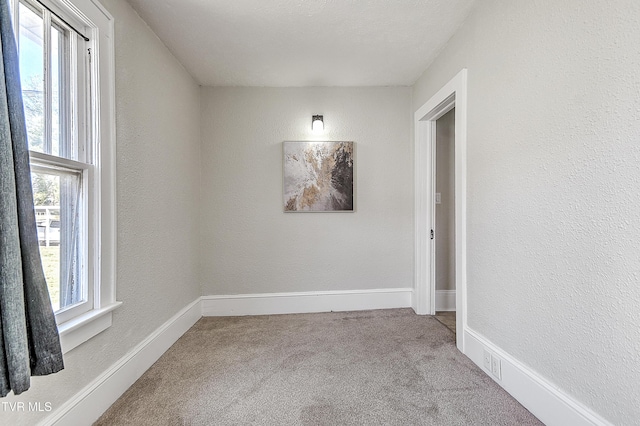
312;115;324;132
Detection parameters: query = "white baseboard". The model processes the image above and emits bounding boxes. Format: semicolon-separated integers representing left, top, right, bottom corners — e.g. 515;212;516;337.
202;288;413;316
435;290;456;311
40;298;202;426
464;328;611;426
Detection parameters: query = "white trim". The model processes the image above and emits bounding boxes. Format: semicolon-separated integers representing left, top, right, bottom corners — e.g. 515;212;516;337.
58;301;122;353
464;328;612;426
28;151;91;172
435;290;456;311
201;288;413;317
40;298;202;426
414;69;468;352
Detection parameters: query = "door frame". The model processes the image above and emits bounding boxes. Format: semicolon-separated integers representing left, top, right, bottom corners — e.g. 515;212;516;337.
414;69;468;351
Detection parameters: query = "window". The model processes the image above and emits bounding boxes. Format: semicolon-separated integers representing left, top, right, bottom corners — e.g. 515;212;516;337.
11;0;119;352
17;0;90;322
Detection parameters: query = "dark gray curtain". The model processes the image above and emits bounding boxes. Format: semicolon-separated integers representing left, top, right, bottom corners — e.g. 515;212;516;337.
0;0;63;397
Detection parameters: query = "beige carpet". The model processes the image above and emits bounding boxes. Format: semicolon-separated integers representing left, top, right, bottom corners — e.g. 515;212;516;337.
95;309;542;425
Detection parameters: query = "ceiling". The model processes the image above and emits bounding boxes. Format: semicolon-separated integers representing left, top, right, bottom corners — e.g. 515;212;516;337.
125;0;476;87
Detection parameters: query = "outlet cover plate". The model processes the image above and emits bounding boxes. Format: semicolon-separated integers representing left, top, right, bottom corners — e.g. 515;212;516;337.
483;349;491;371
491;355;502;380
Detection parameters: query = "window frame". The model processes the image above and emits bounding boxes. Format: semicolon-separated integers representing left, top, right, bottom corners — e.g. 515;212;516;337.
11;0;119;353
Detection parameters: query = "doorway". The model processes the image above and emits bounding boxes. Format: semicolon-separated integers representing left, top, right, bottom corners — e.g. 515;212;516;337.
434;109;456;333
414;69;467;352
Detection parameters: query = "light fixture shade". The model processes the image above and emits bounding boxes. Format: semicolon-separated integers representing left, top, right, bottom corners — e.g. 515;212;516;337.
312;115;324;131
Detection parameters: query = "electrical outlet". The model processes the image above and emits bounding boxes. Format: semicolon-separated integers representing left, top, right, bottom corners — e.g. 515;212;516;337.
491;354;502;380
435;193;442;204
483;349;491;371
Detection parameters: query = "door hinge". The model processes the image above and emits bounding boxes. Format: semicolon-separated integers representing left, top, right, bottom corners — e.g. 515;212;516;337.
430;229;434;240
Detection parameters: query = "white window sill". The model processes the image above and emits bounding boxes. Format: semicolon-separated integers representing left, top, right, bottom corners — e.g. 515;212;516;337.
58;302;122;353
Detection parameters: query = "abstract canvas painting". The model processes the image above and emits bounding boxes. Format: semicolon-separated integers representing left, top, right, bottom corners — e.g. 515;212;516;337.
283;141;354;212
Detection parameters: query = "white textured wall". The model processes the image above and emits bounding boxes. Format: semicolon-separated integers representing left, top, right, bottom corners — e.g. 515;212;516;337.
413;0;640;423
1;1;201;424
435;110;455;292
200;87;413;295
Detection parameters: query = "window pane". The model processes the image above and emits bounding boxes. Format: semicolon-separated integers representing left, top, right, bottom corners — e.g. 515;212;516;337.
51;25;61;156
59;172;83;309
33;173;60;310
32;170;84;312
19;2;44;153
